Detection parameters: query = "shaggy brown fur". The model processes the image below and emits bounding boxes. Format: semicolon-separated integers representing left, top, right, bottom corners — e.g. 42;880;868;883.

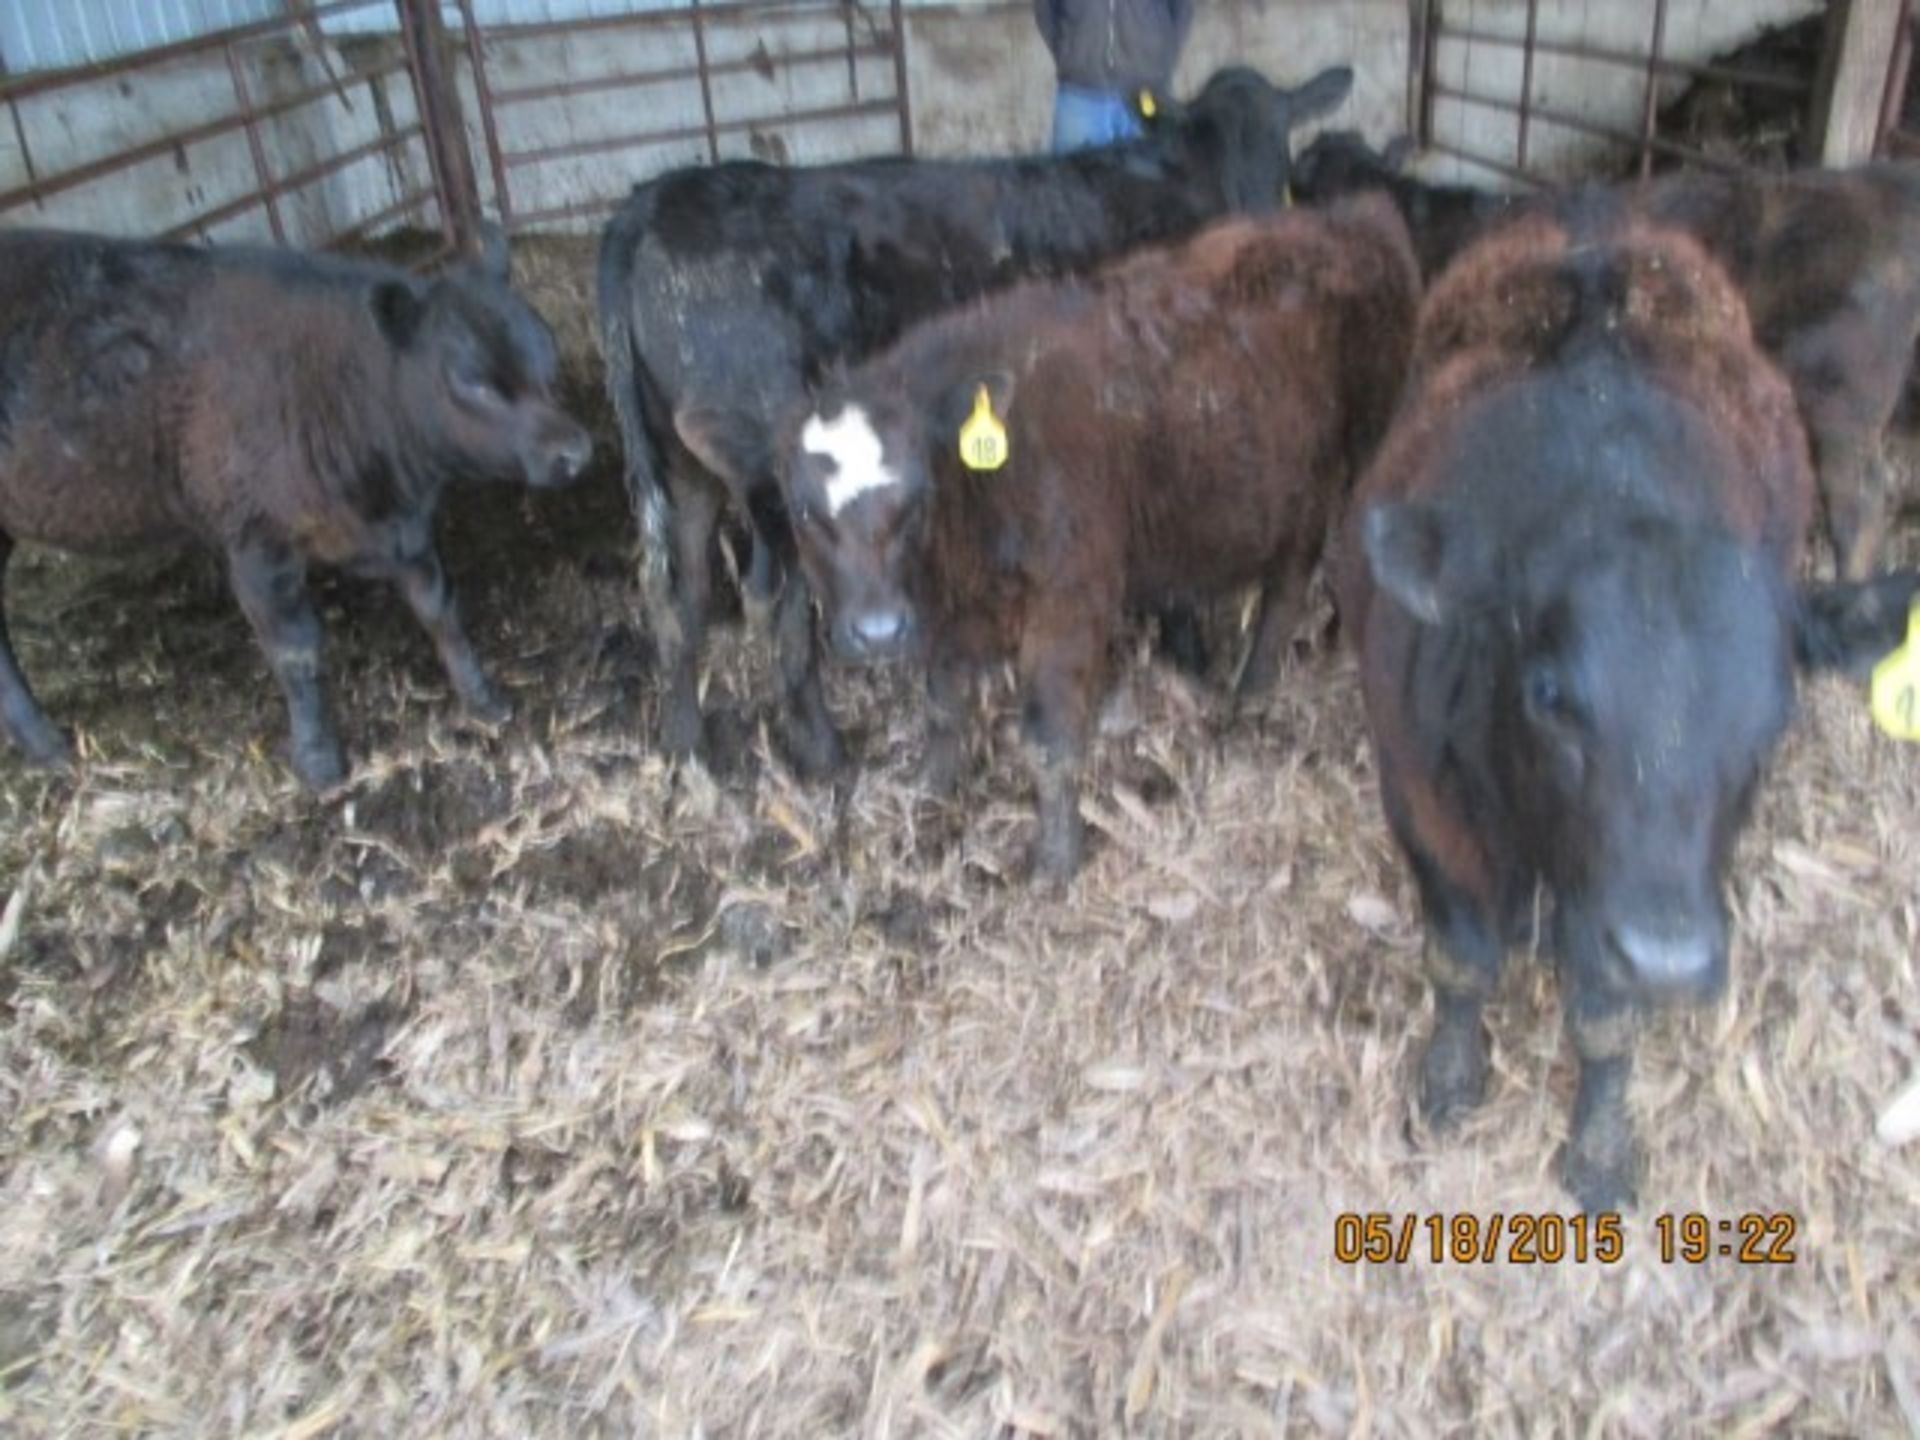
1298;145;1920;576
784;194;1421;881
1335;201;1920;1212
1337;211;1813;928
0;228;590;788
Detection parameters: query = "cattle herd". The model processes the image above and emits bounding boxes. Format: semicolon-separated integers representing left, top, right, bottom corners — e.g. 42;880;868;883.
1;62;1918;1211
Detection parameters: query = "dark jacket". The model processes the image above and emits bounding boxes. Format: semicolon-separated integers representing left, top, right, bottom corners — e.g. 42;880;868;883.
1034;0;1196;93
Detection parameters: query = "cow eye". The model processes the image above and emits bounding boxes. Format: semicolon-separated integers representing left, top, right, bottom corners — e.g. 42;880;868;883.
1520;660;1582;737
449;361;504;407
1523;663;1575;728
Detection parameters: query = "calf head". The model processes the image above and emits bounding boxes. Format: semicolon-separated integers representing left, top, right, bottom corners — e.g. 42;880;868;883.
1292;129;1415;203
779;374;1016;664
1141;65;1355;213
373;231;592;489
1365;501;1917;1004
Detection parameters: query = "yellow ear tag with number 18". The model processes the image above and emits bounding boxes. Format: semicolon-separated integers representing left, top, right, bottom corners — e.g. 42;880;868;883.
1871;603;1920;741
958;384;1008;472
1137;90;1157;119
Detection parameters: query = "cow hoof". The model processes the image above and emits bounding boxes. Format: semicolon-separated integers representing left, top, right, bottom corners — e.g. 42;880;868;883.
1233;659;1281;704
784;722;847;782
919;742;964;799
12;724;74;772
741;590;776;638
292;742;349;792
1417;1023;1489;1131
1029;833;1084;890
1561;1142;1641;1216
462;685;512;728
660;699;707;763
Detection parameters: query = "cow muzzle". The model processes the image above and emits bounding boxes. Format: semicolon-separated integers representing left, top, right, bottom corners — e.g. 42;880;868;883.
835;606;915;662
526;421;594;488
1604;918;1726;1000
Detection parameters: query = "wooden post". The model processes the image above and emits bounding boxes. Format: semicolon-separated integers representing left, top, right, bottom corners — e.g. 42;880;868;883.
1812;0;1909;164
397;0;484;254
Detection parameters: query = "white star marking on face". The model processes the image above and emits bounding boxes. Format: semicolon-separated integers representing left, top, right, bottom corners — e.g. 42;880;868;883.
802;404;900;516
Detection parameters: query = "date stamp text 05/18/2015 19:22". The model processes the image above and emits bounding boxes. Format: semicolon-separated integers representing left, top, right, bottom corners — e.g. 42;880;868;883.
1332;1212;1800;1266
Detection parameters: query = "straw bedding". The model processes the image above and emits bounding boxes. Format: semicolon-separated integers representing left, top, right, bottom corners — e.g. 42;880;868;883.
1;235;1917;1437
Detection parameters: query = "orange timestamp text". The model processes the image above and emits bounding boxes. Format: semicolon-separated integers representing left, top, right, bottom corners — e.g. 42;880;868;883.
1333;1211;1624;1265
1333;1212;1801;1265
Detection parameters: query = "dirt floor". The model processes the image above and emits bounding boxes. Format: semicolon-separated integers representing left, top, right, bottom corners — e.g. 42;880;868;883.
2;235;1919;1437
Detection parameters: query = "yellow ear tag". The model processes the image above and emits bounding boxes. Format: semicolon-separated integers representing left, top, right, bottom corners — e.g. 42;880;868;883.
1870;603;1920;741
1138;89;1157;119
958;384;1008;472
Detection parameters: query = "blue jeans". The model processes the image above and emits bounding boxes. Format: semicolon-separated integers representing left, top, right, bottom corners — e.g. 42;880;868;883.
1051;82;1144;152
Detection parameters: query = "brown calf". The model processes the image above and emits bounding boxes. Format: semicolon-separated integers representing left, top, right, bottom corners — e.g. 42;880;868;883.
0;228;591;787
1641;164;1920;577
1296;140;1920;576
1337;198;1920;1210
780;194;1420;881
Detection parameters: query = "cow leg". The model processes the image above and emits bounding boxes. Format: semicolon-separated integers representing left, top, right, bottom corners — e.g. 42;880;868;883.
921;656;971;798
1411;863;1505;1129
0;535;71;768
771;559;845;779
227;537;345;789
1017;617;1106;885
1234;556;1314;701
740;523;778;632
1815;429;1893;581
1559;971;1642;1214
390;545;508;725
1157;604;1209;678
654;480;721;762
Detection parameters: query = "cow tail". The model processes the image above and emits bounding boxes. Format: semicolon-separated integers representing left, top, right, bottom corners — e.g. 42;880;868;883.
601;310;682;657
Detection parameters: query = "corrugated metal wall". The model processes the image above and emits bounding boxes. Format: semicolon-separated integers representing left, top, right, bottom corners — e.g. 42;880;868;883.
0;2;908;75
0;0;283;72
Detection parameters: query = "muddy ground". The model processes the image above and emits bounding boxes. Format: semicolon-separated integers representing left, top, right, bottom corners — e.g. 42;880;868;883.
1;236;1918;1437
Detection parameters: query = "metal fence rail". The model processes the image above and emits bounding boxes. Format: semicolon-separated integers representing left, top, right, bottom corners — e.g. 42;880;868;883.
1413;0;1818;185
1877;1;1919;155
0;0;461;264
451;0;911;232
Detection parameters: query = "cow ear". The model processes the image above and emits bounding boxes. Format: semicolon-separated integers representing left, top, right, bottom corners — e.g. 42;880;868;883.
471;221;513;285
1793;569;1920;673
1277;65;1354;130
1362;500;1476;625
371;280;426;349
675;406;769;488
1381;134;1417;171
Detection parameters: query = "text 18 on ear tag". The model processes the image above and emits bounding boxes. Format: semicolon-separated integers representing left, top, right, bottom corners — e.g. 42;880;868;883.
1137;89;1157;119
958;384;1008;472
1870;603;1920;742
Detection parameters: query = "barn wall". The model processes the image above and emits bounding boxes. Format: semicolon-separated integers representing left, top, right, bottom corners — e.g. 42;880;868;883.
903;0;1408;159
1425;0;1827;184
0;1;1840;242
0;35;437;247
453;0;1411;228
446;11;906;225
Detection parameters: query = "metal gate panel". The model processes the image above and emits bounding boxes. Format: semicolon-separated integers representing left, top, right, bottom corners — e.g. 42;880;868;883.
451;0;911;232
1413;0;1824;185
1876;0;1919;154
0;0;464;263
